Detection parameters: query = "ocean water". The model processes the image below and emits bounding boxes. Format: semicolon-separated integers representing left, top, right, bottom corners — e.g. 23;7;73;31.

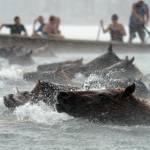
0;27;150;150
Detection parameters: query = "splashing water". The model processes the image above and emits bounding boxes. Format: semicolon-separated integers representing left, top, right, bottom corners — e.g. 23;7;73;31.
0;39;149;150
83;68;132;90
0;65;23;80
14;102;74;125
83;73;104;90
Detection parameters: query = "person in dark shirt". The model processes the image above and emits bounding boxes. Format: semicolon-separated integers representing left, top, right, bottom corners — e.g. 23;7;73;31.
100;14;126;42
129;0;149;43
0;16;27;36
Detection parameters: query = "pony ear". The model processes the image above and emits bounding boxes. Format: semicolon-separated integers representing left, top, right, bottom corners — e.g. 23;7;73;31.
108;44;113;53
129;57;135;64
125;56;129;61
16;87;20;94
37;80;41;84
123;84;136;97
80;58;83;62
29;50;32;55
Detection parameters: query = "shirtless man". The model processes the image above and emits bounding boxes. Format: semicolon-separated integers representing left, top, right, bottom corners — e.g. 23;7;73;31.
43;16;58;36
101;14;126;42
43;16;64;39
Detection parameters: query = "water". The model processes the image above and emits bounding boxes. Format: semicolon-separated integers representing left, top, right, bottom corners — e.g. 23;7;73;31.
0;0;150;148
0;51;150;150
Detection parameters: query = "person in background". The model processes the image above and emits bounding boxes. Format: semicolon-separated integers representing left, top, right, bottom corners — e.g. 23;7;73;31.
129;0;149;43
43;15;63;39
32;16;45;36
100;14;126;42
0;16;27;36
43;16;58;36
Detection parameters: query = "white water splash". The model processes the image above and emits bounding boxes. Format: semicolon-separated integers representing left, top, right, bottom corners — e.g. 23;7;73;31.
0;65;23;80
14;102;73;125
83;73;106;90
71;73;86;86
83;68;128;90
0;97;5;107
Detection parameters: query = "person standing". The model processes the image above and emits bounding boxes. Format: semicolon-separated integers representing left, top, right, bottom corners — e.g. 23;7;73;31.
129;0;149;43
101;14;126;42
0;16;28;36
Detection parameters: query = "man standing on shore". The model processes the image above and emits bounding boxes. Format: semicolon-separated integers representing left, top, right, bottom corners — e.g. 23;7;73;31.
129;0;149;43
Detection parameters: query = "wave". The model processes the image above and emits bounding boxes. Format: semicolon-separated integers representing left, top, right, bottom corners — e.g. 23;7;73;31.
0;65;23;80
14;102;74;125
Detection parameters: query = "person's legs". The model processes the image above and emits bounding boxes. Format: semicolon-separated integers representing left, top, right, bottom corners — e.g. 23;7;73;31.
137;26;145;44
129;26;136;43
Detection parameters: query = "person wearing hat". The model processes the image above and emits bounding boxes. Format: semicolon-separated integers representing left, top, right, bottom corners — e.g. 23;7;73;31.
100;14;126;42
129;0;149;43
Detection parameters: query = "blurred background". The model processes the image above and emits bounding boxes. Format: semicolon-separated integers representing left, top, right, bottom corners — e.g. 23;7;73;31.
0;0;150;42
0;0;150;25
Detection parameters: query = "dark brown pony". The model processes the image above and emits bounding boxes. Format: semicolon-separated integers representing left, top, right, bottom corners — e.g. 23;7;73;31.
57;84;150;125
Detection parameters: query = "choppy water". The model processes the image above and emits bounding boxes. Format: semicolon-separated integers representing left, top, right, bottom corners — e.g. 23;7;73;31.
0;50;150;150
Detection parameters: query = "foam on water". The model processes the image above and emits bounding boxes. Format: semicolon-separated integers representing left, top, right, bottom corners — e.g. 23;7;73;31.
71;73;86;86
0;65;23;80
0;98;5;108
73;71;122;90
83;73;108;90
14;102;73;125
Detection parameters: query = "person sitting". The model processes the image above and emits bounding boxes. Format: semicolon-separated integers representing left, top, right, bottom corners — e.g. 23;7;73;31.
43;16;64;39
100;14;126;42
32;16;45;37
129;0;149;43
0;16;28;36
